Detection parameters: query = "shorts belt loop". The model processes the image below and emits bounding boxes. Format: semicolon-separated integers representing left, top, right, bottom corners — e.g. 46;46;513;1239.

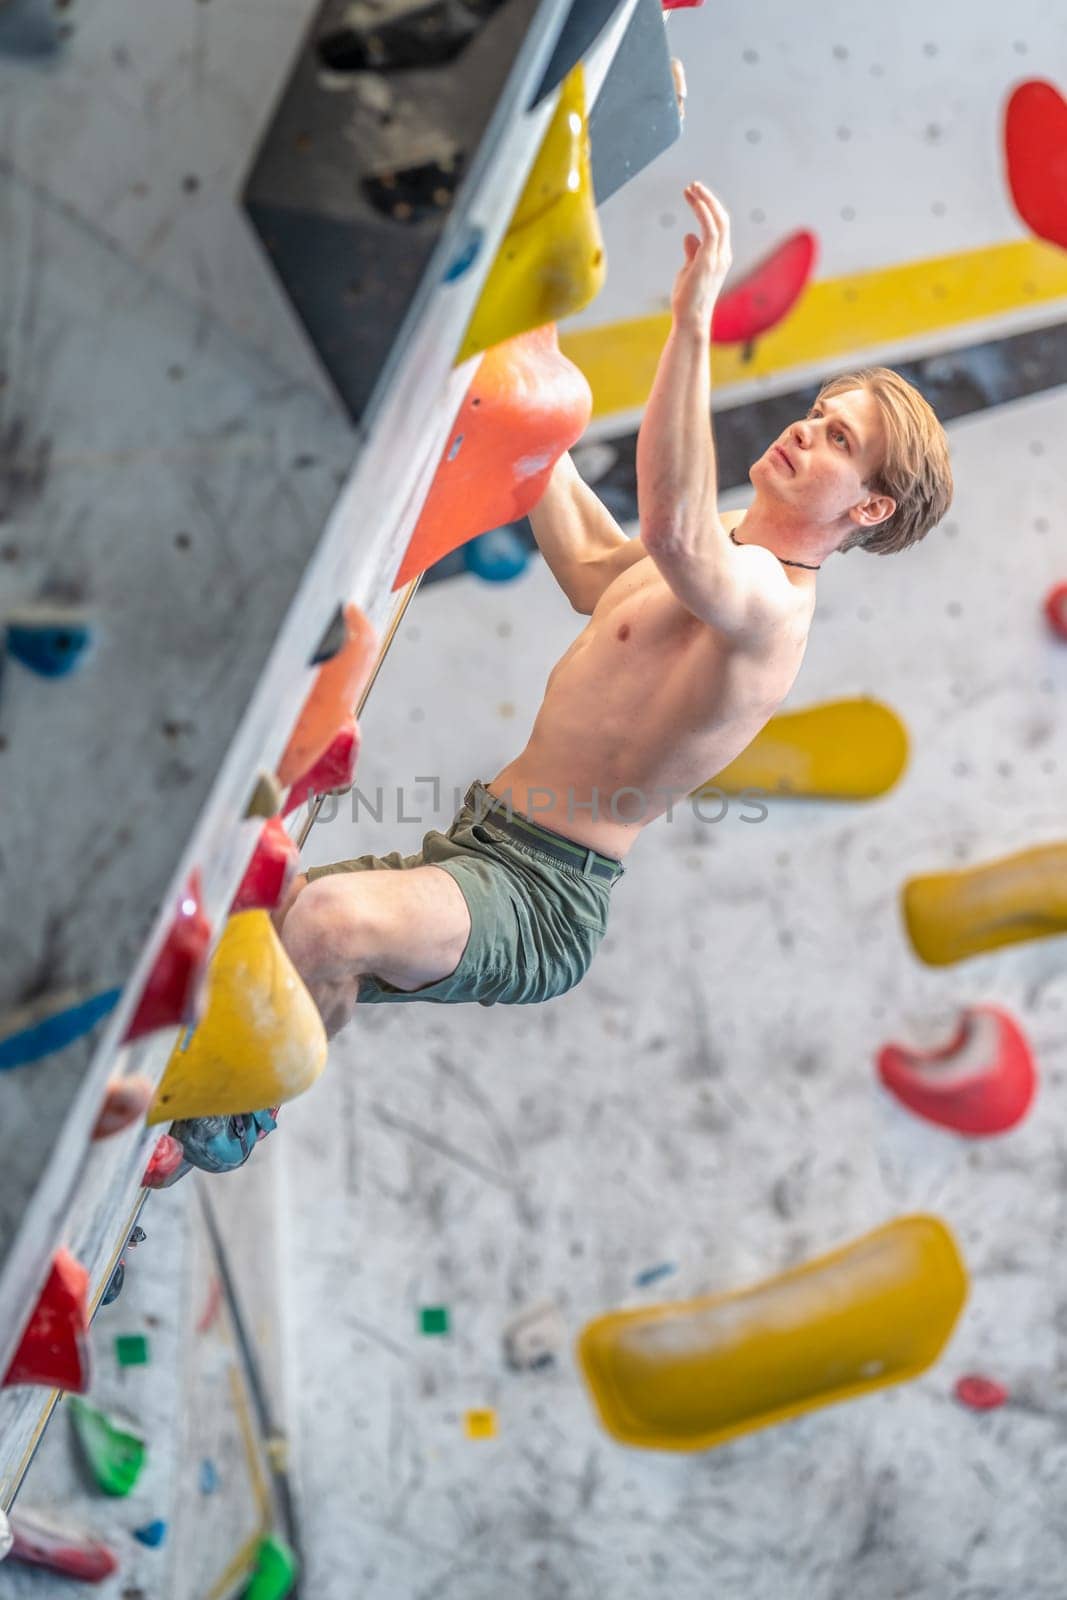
582;848;598;878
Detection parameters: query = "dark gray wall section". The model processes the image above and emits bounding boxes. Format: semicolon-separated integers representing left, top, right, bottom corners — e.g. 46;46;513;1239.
0;167;354;1291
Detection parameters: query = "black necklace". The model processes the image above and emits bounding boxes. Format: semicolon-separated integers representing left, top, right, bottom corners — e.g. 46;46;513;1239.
729;527;821;571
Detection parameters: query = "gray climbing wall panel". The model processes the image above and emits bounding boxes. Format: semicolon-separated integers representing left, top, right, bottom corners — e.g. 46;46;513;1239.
243;0;551;425
0;161;354;1313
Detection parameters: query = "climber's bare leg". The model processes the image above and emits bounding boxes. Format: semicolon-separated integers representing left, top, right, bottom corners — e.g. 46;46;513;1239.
273;872;308;934
279;865;473;1035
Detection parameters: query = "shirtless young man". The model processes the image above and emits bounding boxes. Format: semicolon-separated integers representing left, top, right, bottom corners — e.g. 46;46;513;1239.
280;182;953;1034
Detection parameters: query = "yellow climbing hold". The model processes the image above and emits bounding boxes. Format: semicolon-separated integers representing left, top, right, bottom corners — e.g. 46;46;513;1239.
577;1215;967;1452
464;1408;498;1440
148;912;327;1123
458;66;605;363
902;839;1067;967
705;696;908;800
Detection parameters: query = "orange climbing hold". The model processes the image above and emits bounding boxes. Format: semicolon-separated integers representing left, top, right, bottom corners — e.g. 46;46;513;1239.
91;1075;154;1140
395;324;592;589
277;604;378;788
3;1249;91;1393
283;716;361;817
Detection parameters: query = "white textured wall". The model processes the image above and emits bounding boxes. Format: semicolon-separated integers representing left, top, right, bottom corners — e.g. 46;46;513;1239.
582;0;1047;327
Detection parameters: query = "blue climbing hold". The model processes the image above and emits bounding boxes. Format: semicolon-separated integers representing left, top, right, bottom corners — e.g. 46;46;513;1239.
444;226;484;283
101;1223;148;1307
101;1261;126;1307
171;1109;278;1175
133;1520;167;1549
0;988;122;1072
463;526;530;584
633;1261;678;1288
199;1459;219;1495
6;614;93;677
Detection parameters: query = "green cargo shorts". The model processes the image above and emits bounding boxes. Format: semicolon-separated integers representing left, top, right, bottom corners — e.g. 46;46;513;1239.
304;779;625;1006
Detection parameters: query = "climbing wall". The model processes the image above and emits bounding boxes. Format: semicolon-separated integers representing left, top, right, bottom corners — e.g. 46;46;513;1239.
280;383;1067;1597
572;0;1067;393
268;1;1065;1593
0;0;644;1565
0;1188;192;1596
560;0;1067;520
4;1163;297;1598
4;0;1067;1593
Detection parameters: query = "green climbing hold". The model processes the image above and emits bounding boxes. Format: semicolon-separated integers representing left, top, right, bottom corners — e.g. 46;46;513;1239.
240;1533;298;1599
69;1396;147;1496
419;1306;450;1336
115;1334;149;1367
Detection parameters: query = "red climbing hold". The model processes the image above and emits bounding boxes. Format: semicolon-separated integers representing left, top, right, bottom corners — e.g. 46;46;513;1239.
3;1249;90;1393
282;716;361;817
1043;581;1067;641
278;604;378;788
711;231;818;347
231;817;301;914
877;1004;1036;1137
661;0;704;8
394;324;592;589
954;1374;1008;1411
125;871;212;1041
91;1075;154;1140
8;1507;118;1582
1004;81;1067;251
142;1133;187;1189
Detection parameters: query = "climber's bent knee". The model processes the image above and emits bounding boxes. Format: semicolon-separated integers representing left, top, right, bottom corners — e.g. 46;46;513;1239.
279;873;387;983
345;863;474;993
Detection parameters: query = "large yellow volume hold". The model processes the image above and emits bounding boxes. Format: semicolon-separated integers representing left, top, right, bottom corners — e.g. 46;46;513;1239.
902;839;1067;966
147;911;327;1123
458;65;605;364
577;1215;967;1452
705;697;909;800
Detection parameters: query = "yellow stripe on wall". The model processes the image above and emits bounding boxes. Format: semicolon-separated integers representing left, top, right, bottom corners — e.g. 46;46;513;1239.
560;237;1067;418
